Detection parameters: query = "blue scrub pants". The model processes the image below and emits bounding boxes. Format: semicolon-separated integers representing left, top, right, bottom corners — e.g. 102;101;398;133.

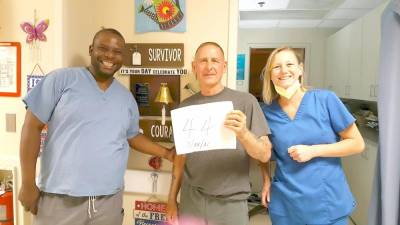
270;213;348;225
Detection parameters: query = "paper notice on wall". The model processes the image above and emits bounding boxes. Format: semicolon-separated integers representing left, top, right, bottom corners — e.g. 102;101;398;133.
171;101;236;155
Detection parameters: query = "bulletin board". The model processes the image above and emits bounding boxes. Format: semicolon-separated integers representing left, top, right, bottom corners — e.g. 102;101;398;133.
130;75;180;116
122;43;184;116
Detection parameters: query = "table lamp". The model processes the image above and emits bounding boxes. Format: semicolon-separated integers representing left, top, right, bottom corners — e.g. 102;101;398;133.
154;83;174;125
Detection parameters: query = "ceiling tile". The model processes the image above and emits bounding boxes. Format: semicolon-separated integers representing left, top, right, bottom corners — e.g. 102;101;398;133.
338;0;383;9
239;0;290;11
278;19;322;28
239;20;279;29
287;0;343;10
324;8;369;19
318;19;352;27
240;10;328;20
238;0;384;29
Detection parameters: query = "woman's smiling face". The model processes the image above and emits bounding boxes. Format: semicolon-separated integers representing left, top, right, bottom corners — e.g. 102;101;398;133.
270;50;303;89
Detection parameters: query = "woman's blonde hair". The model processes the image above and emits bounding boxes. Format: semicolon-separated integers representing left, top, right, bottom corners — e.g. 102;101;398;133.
262;47;305;104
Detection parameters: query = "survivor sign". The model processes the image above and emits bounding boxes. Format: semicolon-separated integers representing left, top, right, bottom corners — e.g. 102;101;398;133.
122;43;184;69
120;67;187;75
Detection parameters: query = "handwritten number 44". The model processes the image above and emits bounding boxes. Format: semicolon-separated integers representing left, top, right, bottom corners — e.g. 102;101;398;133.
183;117;213;136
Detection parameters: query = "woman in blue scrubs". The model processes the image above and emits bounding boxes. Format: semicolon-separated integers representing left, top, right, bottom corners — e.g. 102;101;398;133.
260;47;365;225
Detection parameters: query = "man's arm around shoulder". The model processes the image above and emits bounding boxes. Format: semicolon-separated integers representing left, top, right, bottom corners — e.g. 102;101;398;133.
128;134;175;162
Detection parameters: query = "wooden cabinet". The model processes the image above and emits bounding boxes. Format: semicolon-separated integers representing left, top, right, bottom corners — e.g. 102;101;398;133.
325;4;386;101
342;138;378;225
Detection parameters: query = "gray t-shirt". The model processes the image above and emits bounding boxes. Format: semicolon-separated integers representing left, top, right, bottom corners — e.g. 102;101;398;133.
180;87;270;200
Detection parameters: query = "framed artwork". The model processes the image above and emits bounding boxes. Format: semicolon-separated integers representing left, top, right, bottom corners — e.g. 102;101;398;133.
135;0;186;33
0;42;21;97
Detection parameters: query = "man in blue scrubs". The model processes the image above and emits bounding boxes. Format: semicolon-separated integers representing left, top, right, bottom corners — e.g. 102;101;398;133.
18;28;174;225
260;47;365;225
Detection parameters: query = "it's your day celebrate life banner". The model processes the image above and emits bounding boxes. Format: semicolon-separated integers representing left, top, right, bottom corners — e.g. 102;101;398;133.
171;101;236;155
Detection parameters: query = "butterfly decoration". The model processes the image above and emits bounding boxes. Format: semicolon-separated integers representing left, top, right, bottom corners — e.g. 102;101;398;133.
20;19;49;44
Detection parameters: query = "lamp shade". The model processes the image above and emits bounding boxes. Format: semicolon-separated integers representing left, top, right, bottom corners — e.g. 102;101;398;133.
154;83;174;104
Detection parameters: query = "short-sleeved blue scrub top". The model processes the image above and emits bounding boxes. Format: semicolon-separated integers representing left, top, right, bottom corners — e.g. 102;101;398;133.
261;89;356;224
24;67;139;196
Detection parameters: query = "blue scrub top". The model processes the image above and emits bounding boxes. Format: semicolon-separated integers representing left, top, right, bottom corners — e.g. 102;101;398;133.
24;67;139;196
262;89;356;224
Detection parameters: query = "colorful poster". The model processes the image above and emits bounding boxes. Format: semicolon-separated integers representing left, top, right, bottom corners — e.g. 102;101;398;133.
135;0;186;33
134;201;167;225
237;54;245;80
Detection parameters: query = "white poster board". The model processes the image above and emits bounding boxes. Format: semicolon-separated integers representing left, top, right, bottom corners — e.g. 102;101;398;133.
171;101;236;154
